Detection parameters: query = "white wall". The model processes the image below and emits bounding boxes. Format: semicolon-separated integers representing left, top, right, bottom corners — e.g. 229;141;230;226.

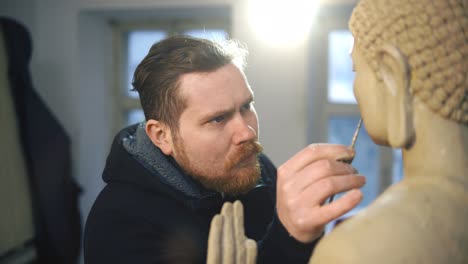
0;0;356;261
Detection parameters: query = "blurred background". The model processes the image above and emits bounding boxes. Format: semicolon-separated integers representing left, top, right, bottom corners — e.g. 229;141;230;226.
0;0;403;263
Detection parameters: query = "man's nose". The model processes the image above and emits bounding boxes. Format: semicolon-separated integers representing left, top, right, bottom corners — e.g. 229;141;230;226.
232;115;256;145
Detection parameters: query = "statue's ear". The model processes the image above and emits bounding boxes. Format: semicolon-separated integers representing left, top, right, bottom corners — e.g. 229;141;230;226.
376;44;415;148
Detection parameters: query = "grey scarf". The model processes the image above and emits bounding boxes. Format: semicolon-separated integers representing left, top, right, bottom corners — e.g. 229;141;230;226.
122;123;210;198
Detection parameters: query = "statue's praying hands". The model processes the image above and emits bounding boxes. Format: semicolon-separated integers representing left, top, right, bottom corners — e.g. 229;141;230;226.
207;201;257;264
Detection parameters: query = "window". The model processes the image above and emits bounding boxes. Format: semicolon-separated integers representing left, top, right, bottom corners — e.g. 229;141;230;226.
308;6;403;229
328;115;380;207
112;15;230;131
328;30;356;104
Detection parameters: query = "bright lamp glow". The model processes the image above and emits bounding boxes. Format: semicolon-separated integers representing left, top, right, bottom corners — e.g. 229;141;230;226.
248;0;318;47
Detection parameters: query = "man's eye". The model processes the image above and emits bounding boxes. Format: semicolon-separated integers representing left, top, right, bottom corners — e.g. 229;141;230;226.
242;102;253;111
211;115;225;123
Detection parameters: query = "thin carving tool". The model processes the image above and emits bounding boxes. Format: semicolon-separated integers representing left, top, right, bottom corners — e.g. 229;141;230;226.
328;118;362;203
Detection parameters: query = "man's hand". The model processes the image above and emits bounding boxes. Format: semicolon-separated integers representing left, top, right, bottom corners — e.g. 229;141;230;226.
207;201;257;264
276;144;366;243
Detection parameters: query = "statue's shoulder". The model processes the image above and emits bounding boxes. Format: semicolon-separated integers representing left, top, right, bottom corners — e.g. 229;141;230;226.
309;179;468;264
309;185;410;263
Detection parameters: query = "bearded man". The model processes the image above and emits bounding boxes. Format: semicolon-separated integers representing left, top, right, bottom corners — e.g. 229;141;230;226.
84;35;365;264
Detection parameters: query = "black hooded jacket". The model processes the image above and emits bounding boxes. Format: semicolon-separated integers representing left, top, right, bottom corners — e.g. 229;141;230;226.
1;17;81;264
84;124;318;264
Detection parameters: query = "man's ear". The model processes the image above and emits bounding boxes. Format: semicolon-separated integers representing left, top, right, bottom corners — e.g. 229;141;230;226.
377;44;415;148
145;119;174;155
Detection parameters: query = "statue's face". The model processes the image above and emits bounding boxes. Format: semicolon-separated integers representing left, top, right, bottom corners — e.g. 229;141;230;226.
351;45;389;146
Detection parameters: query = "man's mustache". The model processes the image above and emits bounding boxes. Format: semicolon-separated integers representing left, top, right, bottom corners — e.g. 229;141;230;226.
226;141;263;169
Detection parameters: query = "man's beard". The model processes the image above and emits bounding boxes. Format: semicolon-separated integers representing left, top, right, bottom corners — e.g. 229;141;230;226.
173;136;263;196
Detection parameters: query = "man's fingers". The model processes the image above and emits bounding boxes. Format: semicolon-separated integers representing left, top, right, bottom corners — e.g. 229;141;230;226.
207;215;223;264
287;189;363;240
283;160;358;193
279;144;354;177
302;175;366;205
314;189;363;225
275;144;364;243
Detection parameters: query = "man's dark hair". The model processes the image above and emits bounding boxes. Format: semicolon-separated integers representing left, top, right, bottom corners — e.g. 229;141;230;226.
132;35;248;131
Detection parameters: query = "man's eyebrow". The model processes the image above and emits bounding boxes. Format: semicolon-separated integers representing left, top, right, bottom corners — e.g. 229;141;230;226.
243;94;254;105
202;108;233;122
201;94;254;122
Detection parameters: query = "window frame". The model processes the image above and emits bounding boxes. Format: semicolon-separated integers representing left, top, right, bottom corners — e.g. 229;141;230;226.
307;5;397;206
111;16;231;133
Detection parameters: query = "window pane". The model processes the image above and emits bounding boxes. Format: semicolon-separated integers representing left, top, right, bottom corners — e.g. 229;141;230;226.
127;109;145;126
127;31;167;98
392;149;404;183
183;29;228;41
328;116;379;208
328;30;356;104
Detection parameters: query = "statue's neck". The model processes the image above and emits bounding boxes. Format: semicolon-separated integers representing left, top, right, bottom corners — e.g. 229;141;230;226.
402;104;468;181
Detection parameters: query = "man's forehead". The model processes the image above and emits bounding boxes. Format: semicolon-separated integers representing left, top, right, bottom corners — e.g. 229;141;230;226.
178;64;253;113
